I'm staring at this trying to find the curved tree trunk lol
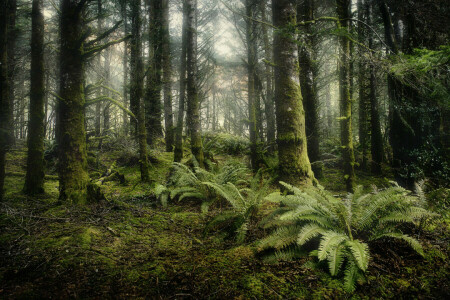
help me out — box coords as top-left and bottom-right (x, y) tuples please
(336, 0), (356, 192)
(24, 0), (45, 195)
(272, 0), (315, 186)
(58, 0), (89, 203)
(186, 0), (204, 168)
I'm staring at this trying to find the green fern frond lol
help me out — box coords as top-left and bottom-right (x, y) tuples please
(327, 243), (346, 276)
(258, 225), (304, 250)
(318, 231), (348, 261)
(296, 224), (325, 246)
(346, 239), (370, 271)
(373, 232), (424, 256)
(343, 259), (359, 292)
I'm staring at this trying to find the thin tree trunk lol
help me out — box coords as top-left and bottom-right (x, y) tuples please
(336, 0), (356, 192)
(0, 0), (11, 200)
(186, 0), (204, 167)
(58, 0), (89, 203)
(357, 0), (369, 170)
(162, 0), (174, 151)
(121, 1), (129, 135)
(246, 0), (261, 172)
(367, 2), (383, 174)
(298, 0), (320, 176)
(174, 0), (188, 162)
(260, 0), (275, 153)
(7, 0), (16, 146)
(24, 0), (45, 195)
(145, 0), (163, 144)
(131, 0), (150, 181)
(272, 0), (315, 186)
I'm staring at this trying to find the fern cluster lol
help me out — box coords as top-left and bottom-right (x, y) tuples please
(162, 161), (249, 212)
(204, 171), (271, 243)
(259, 182), (437, 292)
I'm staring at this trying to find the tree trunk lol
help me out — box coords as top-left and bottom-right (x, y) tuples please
(131, 0), (150, 181)
(162, 0), (174, 152)
(260, 0), (275, 154)
(367, 2), (383, 174)
(298, 0), (320, 174)
(336, 0), (356, 192)
(174, 0), (188, 162)
(272, 0), (315, 186)
(246, 0), (261, 172)
(0, 0), (10, 200)
(58, 0), (89, 203)
(357, 0), (369, 170)
(7, 0), (16, 146)
(186, 0), (204, 167)
(24, 0), (45, 195)
(121, 1), (129, 135)
(145, 0), (163, 144)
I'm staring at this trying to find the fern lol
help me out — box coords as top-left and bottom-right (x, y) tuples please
(258, 182), (437, 292)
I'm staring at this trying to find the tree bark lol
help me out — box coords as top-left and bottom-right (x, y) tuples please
(336, 0), (356, 192)
(24, 0), (45, 195)
(246, 0), (261, 172)
(298, 0), (320, 172)
(367, 2), (383, 174)
(174, 0), (188, 162)
(130, 0), (150, 181)
(0, 0), (11, 200)
(357, 0), (369, 170)
(121, 1), (129, 135)
(186, 0), (204, 167)
(145, 0), (163, 143)
(260, 0), (275, 154)
(7, 0), (16, 146)
(58, 0), (89, 203)
(162, 0), (174, 151)
(272, 0), (315, 186)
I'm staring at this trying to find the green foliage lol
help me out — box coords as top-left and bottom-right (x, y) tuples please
(258, 182), (438, 292)
(166, 161), (249, 212)
(204, 171), (271, 243)
(202, 132), (250, 156)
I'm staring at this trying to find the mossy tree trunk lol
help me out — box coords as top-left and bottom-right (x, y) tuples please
(145, 0), (163, 144)
(95, 0), (103, 137)
(272, 0), (315, 186)
(260, 1), (275, 154)
(367, 2), (383, 174)
(357, 0), (369, 170)
(186, 0), (204, 168)
(24, 0), (45, 195)
(7, 0), (16, 146)
(162, 0), (174, 152)
(298, 0), (321, 176)
(336, 0), (356, 192)
(121, 0), (129, 135)
(0, 0), (11, 200)
(57, 0), (89, 204)
(131, 0), (150, 181)
(174, 0), (188, 162)
(245, 0), (262, 172)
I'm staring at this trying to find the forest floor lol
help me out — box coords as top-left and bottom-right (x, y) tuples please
(0, 143), (449, 299)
